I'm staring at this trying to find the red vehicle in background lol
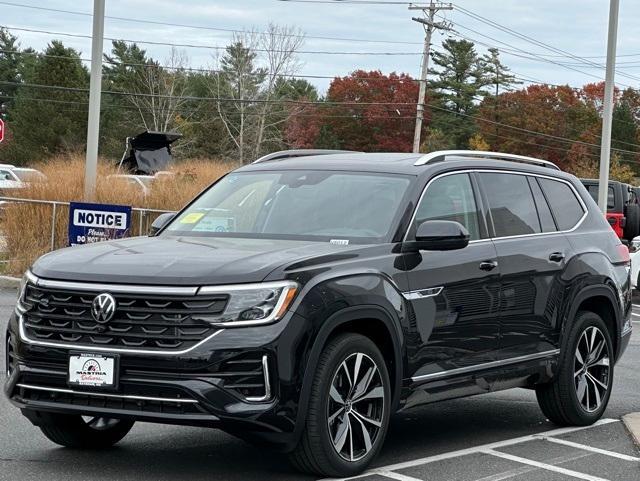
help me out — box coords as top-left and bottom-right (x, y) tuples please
(581, 179), (640, 241)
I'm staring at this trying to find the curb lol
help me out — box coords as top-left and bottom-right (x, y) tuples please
(622, 413), (640, 448)
(0, 275), (21, 288)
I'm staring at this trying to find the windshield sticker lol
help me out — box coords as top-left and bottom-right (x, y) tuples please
(179, 212), (205, 224)
(192, 216), (236, 233)
(330, 239), (349, 245)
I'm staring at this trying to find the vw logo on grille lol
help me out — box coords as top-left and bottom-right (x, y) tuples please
(91, 293), (117, 324)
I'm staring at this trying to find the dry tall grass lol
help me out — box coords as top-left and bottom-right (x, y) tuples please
(1, 154), (234, 274)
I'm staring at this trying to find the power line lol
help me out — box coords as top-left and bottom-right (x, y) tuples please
(451, 4), (640, 85)
(1, 25), (422, 56)
(0, 1), (422, 46)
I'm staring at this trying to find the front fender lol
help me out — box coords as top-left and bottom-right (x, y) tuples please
(285, 272), (407, 450)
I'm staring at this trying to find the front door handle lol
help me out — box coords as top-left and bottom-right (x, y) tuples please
(479, 260), (498, 271)
(549, 252), (565, 262)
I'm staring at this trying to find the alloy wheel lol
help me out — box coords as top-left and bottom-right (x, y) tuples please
(574, 326), (611, 413)
(326, 352), (385, 462)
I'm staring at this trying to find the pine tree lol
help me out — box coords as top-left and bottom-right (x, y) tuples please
(480, 48), (521, 147)
(0, 28), (21, 108)
(5, 41), (89, 163)
(429, 39), (487, 148)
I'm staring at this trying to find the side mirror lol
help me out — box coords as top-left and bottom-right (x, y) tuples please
(408, 220), (470, 251)
(148, 212), (175, 236)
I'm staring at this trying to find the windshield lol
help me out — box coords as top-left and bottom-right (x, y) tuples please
(13, 169), (45, 182)
(137, 176), (154, 188)
(164, 170), (412, 243)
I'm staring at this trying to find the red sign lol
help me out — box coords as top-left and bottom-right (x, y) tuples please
(0, 119), (4, 143)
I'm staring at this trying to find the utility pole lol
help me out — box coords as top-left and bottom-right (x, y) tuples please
(597, 0), (620, 213)
(410, 2), (452, 153)
(83, 0), (105, 201)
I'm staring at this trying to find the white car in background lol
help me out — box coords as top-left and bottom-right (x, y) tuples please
(0, 165), (24, 190)
(11, 167), (47, 185)
(107, 174), (154, 197)
(630, 236), (640, 289)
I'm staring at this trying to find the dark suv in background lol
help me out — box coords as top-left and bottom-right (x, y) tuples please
(5, 150), (632, 477)
(581, 179), (640, 241)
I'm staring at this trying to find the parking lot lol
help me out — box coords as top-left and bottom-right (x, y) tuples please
(1, 286), (638, 481)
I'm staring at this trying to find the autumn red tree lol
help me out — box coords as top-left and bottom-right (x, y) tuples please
(476, 84), (587, 169)
(285, 70), (421, 152)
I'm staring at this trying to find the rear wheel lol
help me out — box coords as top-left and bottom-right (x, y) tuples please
(536, 311), (614, 426)
(34, 412), (134, 448)
(289, 333), (391, 477)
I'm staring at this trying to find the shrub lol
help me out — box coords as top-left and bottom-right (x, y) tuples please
(1, 154), (234, 274)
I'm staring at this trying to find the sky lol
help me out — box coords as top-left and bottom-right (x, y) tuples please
(1, 0), (639, 94)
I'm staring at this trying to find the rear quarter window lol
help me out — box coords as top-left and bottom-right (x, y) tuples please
(539, 178), (585, 231)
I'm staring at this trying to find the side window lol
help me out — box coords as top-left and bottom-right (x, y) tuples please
(413, 173), (480, 240)
(539, 178), (585, 231)
(480, 173), (541, 237)
(528, 177), (556, 233)
(586, 184), (614, 209)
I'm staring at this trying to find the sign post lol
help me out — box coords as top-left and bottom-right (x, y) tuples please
(68, 202), (132, 246)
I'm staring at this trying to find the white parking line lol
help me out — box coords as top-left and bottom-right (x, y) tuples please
(481, 449), (612, 481)
(376, 472), (422, 481)
(323, 419), (618, 481)
(535, 435), (640, 462)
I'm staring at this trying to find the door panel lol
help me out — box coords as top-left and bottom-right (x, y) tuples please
(404, 172), (501, 381)
(405, 242), (501, 380)
(478, 172), (578, 359)
(491, 235), (572, 358)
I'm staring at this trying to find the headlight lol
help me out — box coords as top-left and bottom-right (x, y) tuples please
(630, 240), (640, 254)
(16, 270), (36, 313)
(197, 281), (299, 327)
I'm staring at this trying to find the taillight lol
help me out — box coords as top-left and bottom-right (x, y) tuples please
(616, 243), (631, 264)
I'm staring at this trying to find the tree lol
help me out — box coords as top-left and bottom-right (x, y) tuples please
(567, 150), (635, 184)
(481, 48), (519, 97)
(476, 84), (583, 168)
(428, 39), (487, 148)
(0, 28), (21, 107)
(211, 37), (266, 163)
(253, 24), (304, 158)
(4, 41), (89, 163)
(611, 101), (638, 162)
(301, 70), (419, 152)
(480, 48), (521, 145)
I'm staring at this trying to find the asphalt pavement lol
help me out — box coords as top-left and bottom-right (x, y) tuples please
(0, 286), (638, 481)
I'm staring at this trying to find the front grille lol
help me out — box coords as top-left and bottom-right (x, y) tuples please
(22, 284), (227, 351)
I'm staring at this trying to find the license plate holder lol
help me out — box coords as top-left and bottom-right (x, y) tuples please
(68, 352), (119, 390)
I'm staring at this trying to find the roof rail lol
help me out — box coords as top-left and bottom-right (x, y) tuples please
(252, 149), (361, 164)
(414, 150), (560, 170)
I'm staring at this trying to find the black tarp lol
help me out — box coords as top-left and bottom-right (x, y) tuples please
(118, 131), (182, 174)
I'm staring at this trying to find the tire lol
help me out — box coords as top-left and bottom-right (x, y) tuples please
(35, 412), (135, 448)
(624, 203), (640, 241)
(289, 333), (391, 478)
(536, 311), (614, 426)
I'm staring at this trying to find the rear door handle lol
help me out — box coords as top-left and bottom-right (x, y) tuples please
(549, 252), (565, 262)
(479, 260), (498, 271)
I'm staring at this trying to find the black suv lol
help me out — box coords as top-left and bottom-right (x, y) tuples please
(5, 150), (633, 477)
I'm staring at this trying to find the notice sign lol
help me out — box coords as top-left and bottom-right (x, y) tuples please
(68, 202), (132, 246)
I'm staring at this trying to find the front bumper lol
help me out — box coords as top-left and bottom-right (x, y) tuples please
(5, 311), (311, 447)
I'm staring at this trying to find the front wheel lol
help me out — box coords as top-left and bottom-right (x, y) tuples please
(32, 412), (135, 448)
(289, 333), (391, 477)
(536, 311), (614, 426)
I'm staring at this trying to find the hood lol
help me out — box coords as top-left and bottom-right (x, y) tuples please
(31, 235), (362, 285)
